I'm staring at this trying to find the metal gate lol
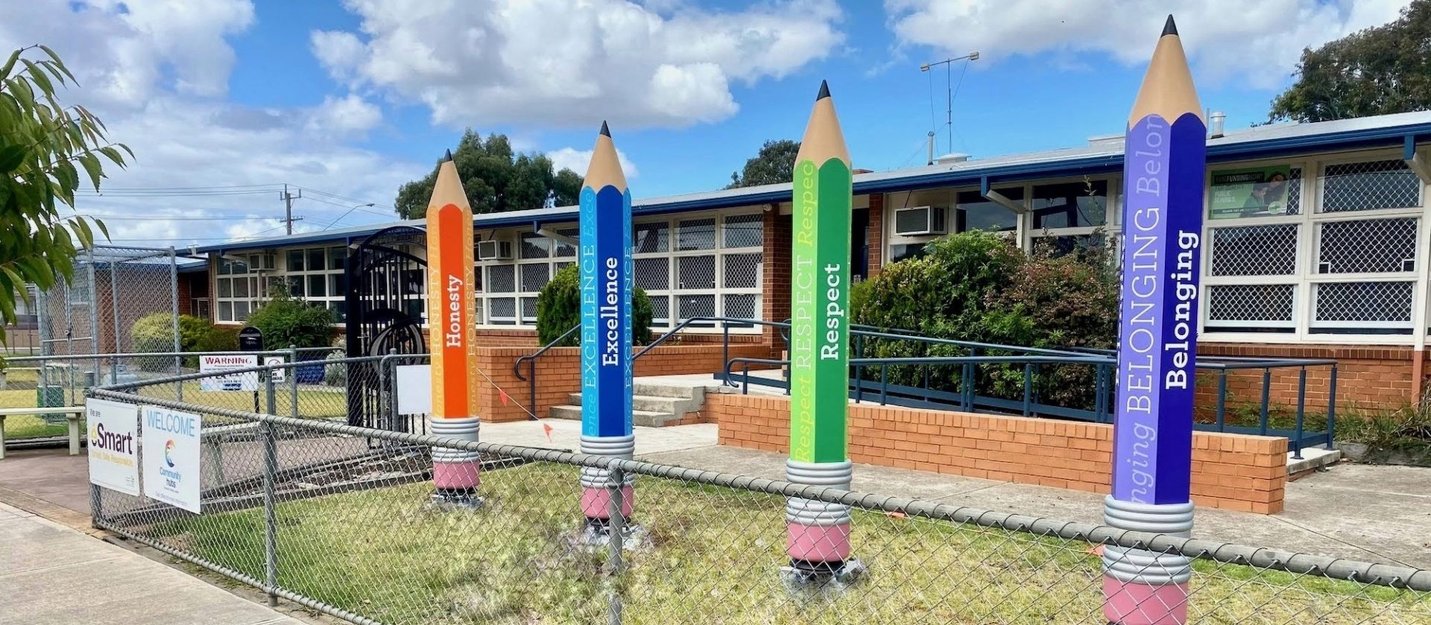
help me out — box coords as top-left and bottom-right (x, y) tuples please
(343, 226), (428, 430)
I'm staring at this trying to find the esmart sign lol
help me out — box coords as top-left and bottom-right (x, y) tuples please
(141, 405), (202, 513)
(86, 398), (140, 496)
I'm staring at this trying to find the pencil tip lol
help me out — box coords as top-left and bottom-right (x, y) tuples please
(1162, 14), (1178, 37)
(444, 149), (453, 161)
(816, 80), (830, 101)
(599, 121), (610, 137)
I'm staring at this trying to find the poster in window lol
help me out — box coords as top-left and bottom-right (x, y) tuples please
(1209, 165), (1293, 219)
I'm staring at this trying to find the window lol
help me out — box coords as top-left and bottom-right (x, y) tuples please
(284, 246), (348, 322)
(214, 253), (274, 323)
(1031, 181), (1107, 230)
(1320, 160), (1420, 213)
(474, 213), (765, 332)
(1029, 180), (1109, 255)
(955, 189), (1019, 233)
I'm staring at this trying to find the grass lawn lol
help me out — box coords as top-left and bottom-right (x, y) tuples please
(1, 368), (347, 440)
(147, 462), (1426, 625)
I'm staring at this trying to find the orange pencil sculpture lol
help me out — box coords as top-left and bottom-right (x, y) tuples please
(425, 150), (482, 507)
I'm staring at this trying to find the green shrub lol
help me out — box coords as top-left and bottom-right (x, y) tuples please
(245, 292), (336, 349)
(849, 230), (1118, 411)
(130, 313), (218, 371)
(194, 325), (239, 352)
(536, 264), (653, 347)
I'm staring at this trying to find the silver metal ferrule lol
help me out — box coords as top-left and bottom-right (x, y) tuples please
(429, 416), (480, 464)
(1101, 495), (1194, 585)
(580, 434), (635, 488)
(784, 459), (852, 526)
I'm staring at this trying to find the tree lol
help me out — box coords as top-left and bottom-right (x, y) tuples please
(0, 45), (128, 347)
(726, 139), (800, 189)
(394, 130), (583, 219)
(1269, 1), (1431, 123)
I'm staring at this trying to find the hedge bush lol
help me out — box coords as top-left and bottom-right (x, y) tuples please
(850, 230), (1118, 410)
(245, 292), (336, 349)
(536, 264), (654, 347)
(130, 313), (225, 371)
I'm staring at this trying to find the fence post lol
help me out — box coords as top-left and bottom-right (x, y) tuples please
(261, 418), (279, 607)
(108, 256), (120, 384)
(1215, 371), (1228, 432)
(1022, 364), (1032, 417)
(87, 246), (99, 402)
(169, 247), (181, 393)
(1259, 368), (1272, 437)
(607, 464), (624, 625)
(1326, 365), (1338, 450)
(288, 345), (299, 420)
(1293, 367), (1307, 460)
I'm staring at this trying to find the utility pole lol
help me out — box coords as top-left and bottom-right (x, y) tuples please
(279, 184), (303, 235)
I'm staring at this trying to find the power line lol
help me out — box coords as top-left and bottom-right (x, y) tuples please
(80, 214), (270, 222)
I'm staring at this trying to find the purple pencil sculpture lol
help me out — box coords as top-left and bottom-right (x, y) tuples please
(1102, 15), (1206, 625)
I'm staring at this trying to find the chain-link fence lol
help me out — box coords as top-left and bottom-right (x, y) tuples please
(85, 359), (1430, 625)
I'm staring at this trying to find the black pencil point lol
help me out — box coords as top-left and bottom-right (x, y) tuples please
(599, 121), (611, 137)
(1162, 14), (1178, 37)
(444, 149), (453, 161)
(816, 80), (830, 101)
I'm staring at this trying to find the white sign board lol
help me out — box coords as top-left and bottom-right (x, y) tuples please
(263, 356), (286, 384)
(395, 364), (432, 415)
(198, 354), (258, 391)
(86, 398), (140, 496)
(141, 405), (202, 514)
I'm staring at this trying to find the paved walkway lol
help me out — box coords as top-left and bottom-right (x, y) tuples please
(0, 502), (306, 625)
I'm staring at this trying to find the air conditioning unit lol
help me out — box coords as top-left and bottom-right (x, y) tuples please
(478, 238), (514, 261)
(893, 206), (947, 236)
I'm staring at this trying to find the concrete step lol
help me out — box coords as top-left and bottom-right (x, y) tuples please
(547, 404), (683, 428)
(632, 382), (703, 399)
(565, 393), (703, 416)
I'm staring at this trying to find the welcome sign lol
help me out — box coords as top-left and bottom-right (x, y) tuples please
(141, 405), (202, 513)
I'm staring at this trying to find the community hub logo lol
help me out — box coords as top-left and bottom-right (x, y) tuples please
(164, 439), (176, 468)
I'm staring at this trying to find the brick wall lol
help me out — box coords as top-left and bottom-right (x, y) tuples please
(1199, 342), (1425, 413)
(762, 209), (792, 350)
(474, 342), (778, 422)
(711, 394), (1288, 514)
(866, 193), (884, 279)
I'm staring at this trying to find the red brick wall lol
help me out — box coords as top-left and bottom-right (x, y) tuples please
(474, 343), (778, 423)
(1199, 342), (1424, 414)
(762, 209), (792, 350)
(712, 394), (1288, 514)
(866, 193), (884, 279)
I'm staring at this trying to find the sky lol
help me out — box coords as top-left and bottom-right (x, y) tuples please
(0, 0), (1411, 247)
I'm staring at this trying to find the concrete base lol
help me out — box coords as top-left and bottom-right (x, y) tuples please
(779, 557), (867, 591)
(571, 518), (648, 551)
(1102, 576), (1188, 625)
(426, 489), (484, 511)
(1287, 447), (1341, 476)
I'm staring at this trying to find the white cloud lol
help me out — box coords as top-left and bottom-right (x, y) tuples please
(307, 93), (384, 136)
(310, 0), (844, 129)
(0, 1), (422, 247)
(884, 0), (1410, 89)
(547, 146), (638, 178)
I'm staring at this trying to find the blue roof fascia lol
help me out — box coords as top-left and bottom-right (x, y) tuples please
(197, 120), (1431, 255)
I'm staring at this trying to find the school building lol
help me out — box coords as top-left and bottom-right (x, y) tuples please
(193, 110), (1431, 410)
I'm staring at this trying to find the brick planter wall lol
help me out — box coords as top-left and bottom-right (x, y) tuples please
(711, 394), (1288, 514)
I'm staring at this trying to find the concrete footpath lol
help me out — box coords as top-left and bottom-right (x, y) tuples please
(0, 502), (308, 625)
